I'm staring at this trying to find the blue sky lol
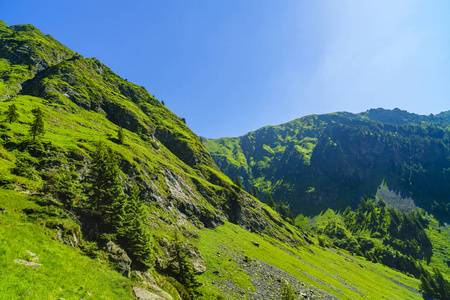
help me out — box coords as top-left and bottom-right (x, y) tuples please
(2, 1), (450, 138)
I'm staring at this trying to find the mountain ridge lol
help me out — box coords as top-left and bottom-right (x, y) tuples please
(1, 20), (449, 299)
(205, 108), (450, 218)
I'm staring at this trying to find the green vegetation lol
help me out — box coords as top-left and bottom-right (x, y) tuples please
(29, 107), (45, 140)
(1, 19), (448, 300)
(206, 108), (450, 221)
(0, 190), (135, 299)
(4, 103), (19, 123)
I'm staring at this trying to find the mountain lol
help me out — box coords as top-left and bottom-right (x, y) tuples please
(205, 108), (450, 219)
(1, 20), (448, 299)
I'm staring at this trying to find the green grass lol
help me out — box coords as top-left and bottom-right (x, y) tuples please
(0, 190), (135, 299)
(195, 222), (422, 300)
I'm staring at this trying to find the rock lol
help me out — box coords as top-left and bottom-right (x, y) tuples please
(106, 241), (132, 278)
(133, 287), (166, 300)
(147, 283), (173, 300)
(143, 272), (158, 284)
(252, 241), (260, 247)
(14, 259), (41, 268)
(183, 245), (206, 274)
(0, 208), (6, 214)
(26, 250), (39, 261)
(57, 229), (79, 247)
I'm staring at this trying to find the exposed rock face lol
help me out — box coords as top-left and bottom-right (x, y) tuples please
(106, 241), (132, 278)
(206, 109), (450, 216)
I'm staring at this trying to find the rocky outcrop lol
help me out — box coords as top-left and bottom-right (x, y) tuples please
(106, 241), (132, 278)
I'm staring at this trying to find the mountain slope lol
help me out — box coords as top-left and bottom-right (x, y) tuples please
(0, 20), (441, 299)
(205, 109), (450, 219)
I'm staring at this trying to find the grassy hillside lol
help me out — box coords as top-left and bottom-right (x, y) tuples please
(205, 109), (450, 220)
(1, 20), (447, 299)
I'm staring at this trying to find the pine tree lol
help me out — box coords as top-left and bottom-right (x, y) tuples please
(171, 230), (202, 299)
(267, 192), (276, 209)
(5, 103), (19, 123)
(88, 142), (127, 230)
(117, 127), (125, 145)
(29, 107), (45, 140)
(278, 202), (288, 219)
(43, 165), (83, 208)
(234, 176), (242, 189)
(253, 187), (258, 199)
(117, 182), (153, 266)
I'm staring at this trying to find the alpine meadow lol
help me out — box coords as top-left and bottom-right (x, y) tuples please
(0, 19), (449, 300)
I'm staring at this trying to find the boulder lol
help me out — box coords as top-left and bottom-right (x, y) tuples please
(133, 287), (165, 300)
(14, 259), (41, 268)
(26, 250), (39, 261)
(146, 284), (173, 300)
(106, 241), (132, 278)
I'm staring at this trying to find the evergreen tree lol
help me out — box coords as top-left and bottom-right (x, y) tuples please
(267, 192), (276, 209)
(117, 127), (125, 145)
(29, 107), (45, 140)
(43, 165), (83, 208)
(234, 176), (242, 189)
(5, 103), (19, 123)
(278, 202), (288, 219)
(253, 187), (258, 199)
(117, 182), (153, 266)
(171, 230), (202, 299)
(88, 142), (127, 230)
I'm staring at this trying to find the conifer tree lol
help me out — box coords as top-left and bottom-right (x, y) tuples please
(5, 103), (19, 123)
(117, 127), (125, 145)
(88, 142), (127, 230)
(43, 165), (83, 208)
(29, 107), (45, 140)
(118, 182), (153, 265)
(234, 176), (242, 189)
(171, 230), (202, 299)
(253, 187), (258, 199)
(267, 192), (276, 209)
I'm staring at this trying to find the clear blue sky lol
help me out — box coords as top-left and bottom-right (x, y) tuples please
(2, 1), (450, 138)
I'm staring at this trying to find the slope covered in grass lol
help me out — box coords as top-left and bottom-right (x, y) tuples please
(1, 19), (447, 300)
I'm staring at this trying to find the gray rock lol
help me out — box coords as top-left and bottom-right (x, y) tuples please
(57, 229), (80, 248)
(133, 287), (165, 300)
(146, 283), (173, 300)
(106, 241), (132, 278)
(252, 241), (260, 247)
(14, 259), (41, 268)
(0, 209), (6, 214)
(26, 250), (39, 261)
(135, 271), (158, 285)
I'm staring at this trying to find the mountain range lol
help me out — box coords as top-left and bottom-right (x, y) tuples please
(0, 20), (449, 299)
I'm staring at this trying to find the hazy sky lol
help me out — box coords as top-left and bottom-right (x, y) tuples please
(2, 1), (450, 138)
